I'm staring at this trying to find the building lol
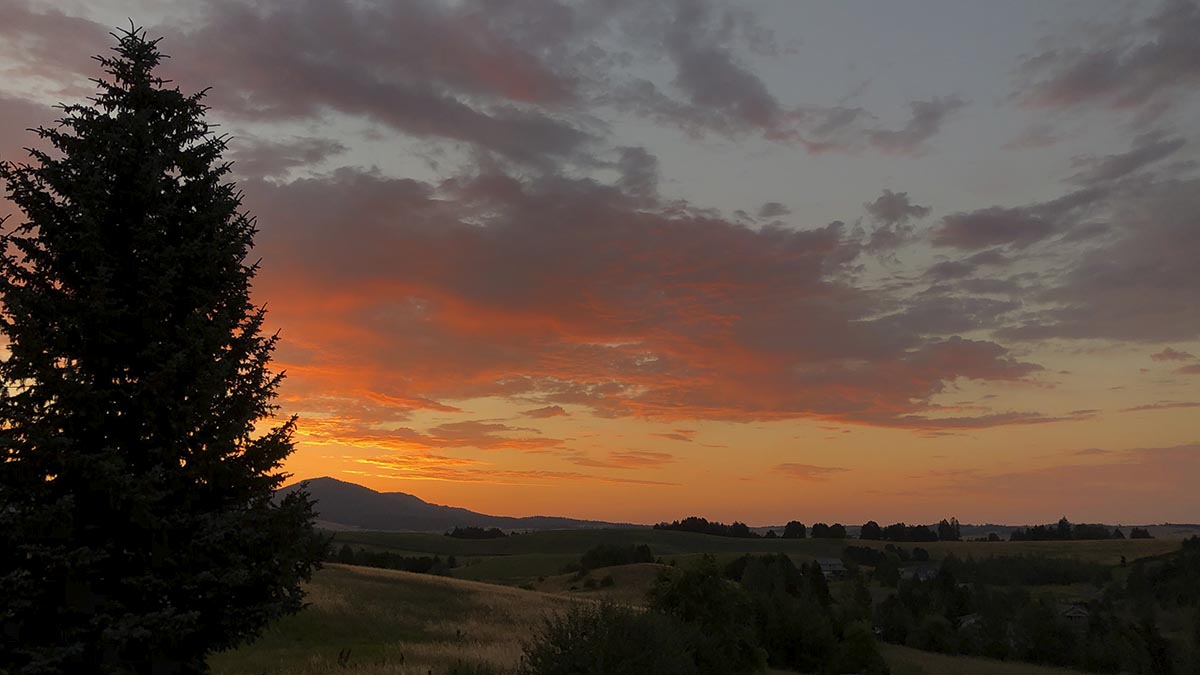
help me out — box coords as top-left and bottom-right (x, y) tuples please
(815, 557), (846, 579)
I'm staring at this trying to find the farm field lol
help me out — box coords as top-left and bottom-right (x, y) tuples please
(882, 644), (1089, 675)
(213, 532), (1187, 675)
(330, 527), (1183, 584)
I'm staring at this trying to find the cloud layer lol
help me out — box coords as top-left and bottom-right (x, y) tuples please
(0, 0), (1197, 515)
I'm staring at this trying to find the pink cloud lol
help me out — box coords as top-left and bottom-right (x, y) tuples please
(1151, 347), (1196, 361)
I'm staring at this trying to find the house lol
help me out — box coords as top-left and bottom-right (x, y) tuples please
(1060, 603), (1089, 631)
(815, 557), (846, 579)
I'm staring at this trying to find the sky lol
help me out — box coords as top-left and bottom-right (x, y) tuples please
(0, 0), (1197, 526)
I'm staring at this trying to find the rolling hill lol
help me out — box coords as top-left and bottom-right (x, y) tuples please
(278, 476), (642, 532)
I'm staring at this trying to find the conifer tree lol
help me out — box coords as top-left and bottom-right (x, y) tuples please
(0, 28), (325, 674)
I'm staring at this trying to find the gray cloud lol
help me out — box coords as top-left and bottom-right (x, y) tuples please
(933, 206), (1055, 250)
(932, 185), (1105, 251)
(229, 136), (347, 179)
(1068, 132), (1186, 186)
(864, 189), (930, 226)
(757, 201), (791, 219)
(998, 176), (1200, 342)
(1017, 0), (1200, 122)
(865, 96), (967, 155)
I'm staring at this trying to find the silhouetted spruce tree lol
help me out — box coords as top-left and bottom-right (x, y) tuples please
(0, 29), (324, 674)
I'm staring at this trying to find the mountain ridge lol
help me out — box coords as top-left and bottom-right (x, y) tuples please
(278, 476), (645, 532)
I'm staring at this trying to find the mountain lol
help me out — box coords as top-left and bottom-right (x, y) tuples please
(278, 476), (642, 532)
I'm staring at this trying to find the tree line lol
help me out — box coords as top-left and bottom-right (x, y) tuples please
(445, 526), (509, 539)
(330, 544), (458, 575)
(656, 515), (1151, 543)
(1009, 518), (1152, 541)
(522, 553), (889, 674)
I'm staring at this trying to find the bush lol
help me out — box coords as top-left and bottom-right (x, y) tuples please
(447, 526), (508, 539)
(832, 621), (890, 675)
(520, 603), (698, 675)
(649, 555), (766, 674)
(580, 543), (653, 571)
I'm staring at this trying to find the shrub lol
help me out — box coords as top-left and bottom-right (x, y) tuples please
(520, 603), (698, 675)
(649, 555), (766, 674)
(580, 543), (653, 571)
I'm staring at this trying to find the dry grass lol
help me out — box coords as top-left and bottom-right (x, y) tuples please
(527, 562), (671, 606)
(209, 564), (579, 675)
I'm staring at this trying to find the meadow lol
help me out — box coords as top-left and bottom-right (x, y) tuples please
(209, 529), (1191, 674)
(331, 527), (1182, 585)
(210, 563), (1098, 675)
(208, 564), (570, 675)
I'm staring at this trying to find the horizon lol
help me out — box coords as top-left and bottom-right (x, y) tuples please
(2, 0), (1198, 525)
(297, 475), (1196, 529)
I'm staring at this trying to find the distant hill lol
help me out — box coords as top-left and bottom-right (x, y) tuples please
(278, 476), (643, 532)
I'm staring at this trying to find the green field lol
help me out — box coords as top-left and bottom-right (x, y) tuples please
(331, 527), (1181, 584)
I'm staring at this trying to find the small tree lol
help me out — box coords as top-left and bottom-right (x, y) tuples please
(937, 517), (962, 541)
(0, 29), (324, 673)
(781, 520), (806, 539)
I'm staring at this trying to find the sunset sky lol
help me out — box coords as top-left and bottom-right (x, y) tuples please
(1, 0), (1197, 525)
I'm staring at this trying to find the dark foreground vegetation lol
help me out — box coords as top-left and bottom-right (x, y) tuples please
(523, 554), (888, 675)
(874, 537), (1200, 673)
(521, 537), (1200, 674)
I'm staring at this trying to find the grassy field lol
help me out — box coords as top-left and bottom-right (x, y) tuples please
(218, 533), (1189, 673)
(211, 562), (1105, 675)
(208, 564), (574, 675)
(882, 644), (1088, 675)
(331, 527), (1182, 584)
(525, 562), (671, 606)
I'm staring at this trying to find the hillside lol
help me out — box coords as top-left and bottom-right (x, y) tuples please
(210, 563), (1095, 675)
(279, 476), (641, 532)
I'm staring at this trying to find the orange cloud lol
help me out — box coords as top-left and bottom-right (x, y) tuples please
(774, 463), (849, 481)
(1150, 347), (1196, 361)
(355, 456), (679, 487)
(244, 168), (1051, 433)
(522, 405), (569, 418)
